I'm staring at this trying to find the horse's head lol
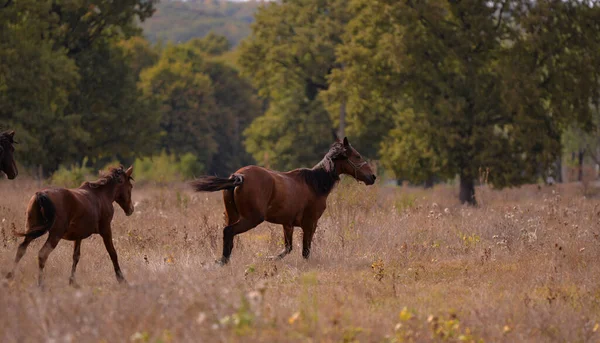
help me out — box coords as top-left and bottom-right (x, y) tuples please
(114, 166), (135, 216)
(0, 131), (18, 179)
(334, 137), (376, 185)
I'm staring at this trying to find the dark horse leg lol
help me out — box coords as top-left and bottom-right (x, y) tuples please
(5, 235), (35, 279)
(301, 223), (317, 259)
(101, 230), (126, 284)
(69, 240), (82, 287)
(38, 234), (61, 287)
(272, 224), (293, 260)
(220, 217), (264, 265)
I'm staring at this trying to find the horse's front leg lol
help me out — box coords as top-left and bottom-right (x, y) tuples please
(100, 227), (126, 284)
(69, 240), (82, 287)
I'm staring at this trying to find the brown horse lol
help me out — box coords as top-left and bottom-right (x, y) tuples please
(190, 137), (376, 264)
(6, 166), (134, 287)
(0, 130), (18, 179)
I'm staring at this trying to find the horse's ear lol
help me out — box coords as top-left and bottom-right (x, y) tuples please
(343, 137), (350, 147)
(8, 131), (15, 138)
(125, 166), (133, 178)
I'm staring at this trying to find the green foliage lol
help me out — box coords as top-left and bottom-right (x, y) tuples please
(139, 38), (261, 175)
(50, 158), (93, 188)
(133, 151), (204, 184)
(1, 0), (159, 175)
(188, 32), (231, 56)
(334, 0), (600, 204)
(141, 0), (259, 46)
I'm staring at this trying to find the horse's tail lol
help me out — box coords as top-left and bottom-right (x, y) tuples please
(190, 174), (244, 192)
(17, 192), (56, 239)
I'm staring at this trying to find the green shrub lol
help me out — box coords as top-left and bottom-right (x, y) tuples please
(133, 151), (204, 183)
(50, 157), (92, 188)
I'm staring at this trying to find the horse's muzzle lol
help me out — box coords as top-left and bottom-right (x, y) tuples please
(366, 174), (376, 185)
(126, 207), (134, 216)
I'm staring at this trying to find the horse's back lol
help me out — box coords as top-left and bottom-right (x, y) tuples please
(232, 165), (314, 224)
(27, 187), (101, 239)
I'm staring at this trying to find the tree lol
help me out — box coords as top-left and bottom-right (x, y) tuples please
(238, 0), (352, 171)
(139, 38), (262, 175)
(0, 0), (82, 173)
(336, 0), (600, 204)
(70, 36), (161, 168)
(139, 43), (219, 171)
(1, 0), (159, 174)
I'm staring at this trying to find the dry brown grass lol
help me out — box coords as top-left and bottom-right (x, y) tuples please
(1, 178), (600, 342)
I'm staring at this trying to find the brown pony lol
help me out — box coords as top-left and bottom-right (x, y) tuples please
(190, 137), (376, 264)
(0, 130), (18, 179)
(6, 166), (134, 287)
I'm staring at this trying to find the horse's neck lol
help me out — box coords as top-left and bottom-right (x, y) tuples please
(84, 182), (117, 203)
(305, 164), (339, 197)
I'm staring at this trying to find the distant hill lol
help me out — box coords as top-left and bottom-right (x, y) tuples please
(142, 0), (263, 46)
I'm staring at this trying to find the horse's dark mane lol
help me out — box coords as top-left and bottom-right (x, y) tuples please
(85, 166), (127, 189)
(298, 142), (346, 196)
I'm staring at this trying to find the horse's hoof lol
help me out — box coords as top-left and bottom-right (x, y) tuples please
(5, 272), (13, 280)
(69, 280), (80, 289)
(215, 259), (228, 266)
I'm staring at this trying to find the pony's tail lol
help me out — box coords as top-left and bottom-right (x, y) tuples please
(17, 192), (56, 239)
(190, 174), (244, 192)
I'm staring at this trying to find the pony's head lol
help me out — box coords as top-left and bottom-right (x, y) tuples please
(91, 166), (134, 216)
(114, 166), (135, 216)
(326, 136), (376, 185)
(0, 131), (18, 179)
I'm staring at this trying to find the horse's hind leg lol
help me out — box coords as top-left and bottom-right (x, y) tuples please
(5, 236), (34, 279)
(271, 224), (293, 260)
(223, 189), (239, 225)
(69, 240), (82, 287)
(38, 234), (60, 287)
(221, 217), (264, 265)
(101, 230), (126, 284)
(301, 223), (317, 259)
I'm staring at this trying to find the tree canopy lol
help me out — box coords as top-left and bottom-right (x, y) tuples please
(2, 0), (262, 177)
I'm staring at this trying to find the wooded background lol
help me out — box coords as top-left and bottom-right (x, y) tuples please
(2, 0), (600, 203)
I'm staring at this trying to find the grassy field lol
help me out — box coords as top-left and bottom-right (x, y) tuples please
(1, 178), (600, 342)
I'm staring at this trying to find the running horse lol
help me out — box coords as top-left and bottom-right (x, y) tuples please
(6, 166), (134, 287)
(0, 130), (18, 179)
(190, 137), (376, 264)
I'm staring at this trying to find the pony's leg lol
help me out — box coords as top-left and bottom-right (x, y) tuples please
(221, 217), (264, 265)
(69, 240), (82, 287)
(301, 223), (317, 259)
(6, 236), (34, 279)
(38, 234), (61, 287)
(100, 231), (126, 284)
(273, 224), (294, 259)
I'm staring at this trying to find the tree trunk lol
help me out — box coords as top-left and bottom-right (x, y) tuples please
(555, 157), (563, 183)
(459, 175), (476, 206)
(578, 149), (585, 182)
(338, 99), (346, 139)
(424, 175), (434, 189)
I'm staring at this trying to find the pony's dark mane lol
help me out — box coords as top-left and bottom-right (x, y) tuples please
(84, 166), (128, 189)
(298, 142), (346, 196)
(0, 131), (14, 147)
